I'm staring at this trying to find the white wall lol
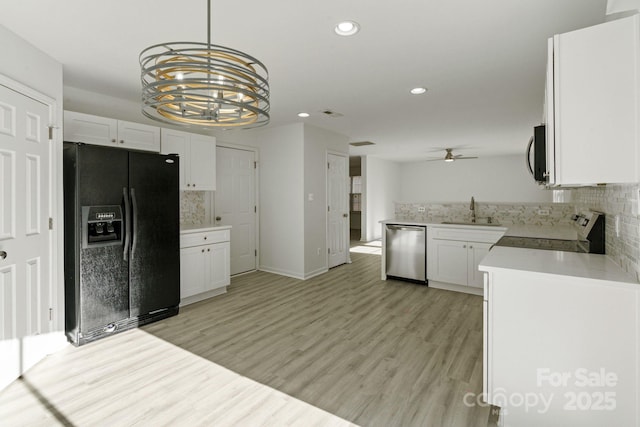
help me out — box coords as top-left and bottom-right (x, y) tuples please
(399, 155), (552, 203)
(248, 124), (306, 278)
(363, 156), (401, 241)
(303, 124), (349, 277)
(1, 26), (63, 107)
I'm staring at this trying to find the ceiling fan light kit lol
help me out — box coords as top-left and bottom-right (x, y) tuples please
(140, 0), (270, 129)
(428, 148), (478, 162)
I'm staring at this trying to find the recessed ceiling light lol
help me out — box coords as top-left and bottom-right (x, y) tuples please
(410, 87), (427, 95)
(298, 112), (310, 118)
(335, 21), (360, 36)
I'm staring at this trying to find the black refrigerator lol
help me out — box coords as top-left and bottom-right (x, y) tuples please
(63, 143), (180, 346)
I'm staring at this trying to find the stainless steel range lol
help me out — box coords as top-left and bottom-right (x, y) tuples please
(494, 211), (605, 254)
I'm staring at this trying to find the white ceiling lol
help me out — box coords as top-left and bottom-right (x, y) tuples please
(0, 0), (607, 161)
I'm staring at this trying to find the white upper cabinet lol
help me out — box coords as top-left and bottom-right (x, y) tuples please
(64, 111), (160, 152)
(546, 15), (640, 186)
(160, 128), (216, 191)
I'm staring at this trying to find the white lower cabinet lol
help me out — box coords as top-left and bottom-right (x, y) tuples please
(480, 250), (640, 426)
(180, 227), (231, 306)
(427, 226), (504, 291)
(467, 242), (491, 288)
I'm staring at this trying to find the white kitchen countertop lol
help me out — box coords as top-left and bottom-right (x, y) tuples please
(380, 219), (507, 232)
(180, 224), (232, 234)
(380, 219), (576, 239)
(480, 246), (638, 286)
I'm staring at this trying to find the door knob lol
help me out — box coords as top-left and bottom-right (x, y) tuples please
(0, 251), (6, 260)
(343, 213), (348, 218)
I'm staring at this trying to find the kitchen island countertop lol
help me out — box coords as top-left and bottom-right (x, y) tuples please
(480, 246), (638, 286)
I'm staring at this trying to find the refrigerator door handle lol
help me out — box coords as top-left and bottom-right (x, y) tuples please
(123, 187), (131, 262)
(131, 187), (138, 260)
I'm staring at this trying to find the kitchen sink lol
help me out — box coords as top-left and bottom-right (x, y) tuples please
(440, 221), (503, 226)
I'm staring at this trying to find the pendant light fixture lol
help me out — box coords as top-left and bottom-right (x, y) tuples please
(140, 0), (270, 129)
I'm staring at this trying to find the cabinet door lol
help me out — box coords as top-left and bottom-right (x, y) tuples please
(117, 120), (160, 152)
(553, 15), (639, 185)
(63, 111), (117, 147)
(180, 245), (207, 299)
(467, 242), (492, 288)
(189, 134), (216, 191)
(160, 128), (188, 190)
(208, 242), (230, 290)
(430, 239), (468, 286)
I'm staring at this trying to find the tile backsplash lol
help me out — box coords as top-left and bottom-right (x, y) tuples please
(396, 186), (640, 281)
(394, 202), (575, 226)
(573, 184), (640, 280)
(180, 191), (206, 225)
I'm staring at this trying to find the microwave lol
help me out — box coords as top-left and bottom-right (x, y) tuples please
(526, 124), (547, 183)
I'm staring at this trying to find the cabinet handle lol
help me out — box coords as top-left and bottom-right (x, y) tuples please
(463, 245), (467, 248)
(204, 236), (207, 240)
(193, 184), (196, 187)
(111, 138), (116, 143)
(0, 250), (7, 260)
(187, 183), (191, 187)
(207, 248), (210, 252)
(215, 216), (221, 221)
(201, 249), (205, 253)
(469, 245), (473, 249)
(120, 140), (124, 144)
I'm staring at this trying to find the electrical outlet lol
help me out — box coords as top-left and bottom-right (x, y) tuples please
(418, 207), (425, 213)
(538, 209), (550, 216)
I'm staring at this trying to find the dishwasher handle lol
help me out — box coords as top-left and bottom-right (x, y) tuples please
(386, 224), (425, 232)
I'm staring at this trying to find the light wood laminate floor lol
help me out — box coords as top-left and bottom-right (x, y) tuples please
(0, 242), (496, 426)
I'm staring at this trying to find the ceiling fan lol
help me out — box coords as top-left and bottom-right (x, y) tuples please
(427, 148), (478, 162)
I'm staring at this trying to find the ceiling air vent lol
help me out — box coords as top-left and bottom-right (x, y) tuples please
(349, 141), (376, 147)
(322, 110), (344, 118)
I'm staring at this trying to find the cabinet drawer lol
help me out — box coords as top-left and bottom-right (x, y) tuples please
(180, 229), (230, 248)
(430, 227), (504, 244)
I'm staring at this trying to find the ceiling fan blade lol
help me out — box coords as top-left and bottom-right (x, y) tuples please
(424, 148), (479, 162)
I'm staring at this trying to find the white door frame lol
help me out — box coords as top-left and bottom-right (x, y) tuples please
(0, 73), (64, 388)
(326, 150), (350, 266)
(208, 141), (260, 273)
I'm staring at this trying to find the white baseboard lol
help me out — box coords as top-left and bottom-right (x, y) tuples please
(258, 266), (305, 280)
(180, 287), (227, 307)
(429, 280), (483, 296)
(304, 267), (328, 279)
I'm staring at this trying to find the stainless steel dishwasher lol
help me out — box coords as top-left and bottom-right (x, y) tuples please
(385, 224), (427, 282)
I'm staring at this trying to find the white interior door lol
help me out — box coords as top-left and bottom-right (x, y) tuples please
(0, 84), (51, 390)
(215, 146), (256, 275)
(327, 153), (348, 268)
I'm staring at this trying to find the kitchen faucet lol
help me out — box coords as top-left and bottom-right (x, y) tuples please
(470, 196), (476, 223)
